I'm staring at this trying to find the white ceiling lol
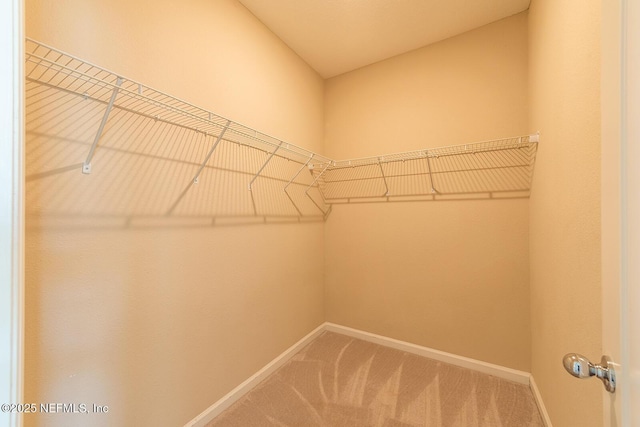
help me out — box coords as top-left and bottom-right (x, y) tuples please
(238, 0), (531, 78)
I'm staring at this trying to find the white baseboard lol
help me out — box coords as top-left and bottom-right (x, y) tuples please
(184, 323), (326, 427)
(325, 323), (531, 385)
(529, 375), (553, 427)
(186, 322), (542, 426)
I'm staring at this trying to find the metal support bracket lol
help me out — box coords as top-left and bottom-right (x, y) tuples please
(284, 154), (314, 216)
(82, 77), (123, 174)
(193, 121), (230, 184)
(304, 162), (332, 215)
(425, 151), (437, 194)
(378, 158), (389, 196)
(250, 142), (283, 215)
(249, 142), (283, 191)
(165, 122), (230, 215)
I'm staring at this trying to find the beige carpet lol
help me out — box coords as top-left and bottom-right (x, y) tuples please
(208, 331), (544, 427)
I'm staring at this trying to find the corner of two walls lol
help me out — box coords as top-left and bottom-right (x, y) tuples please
(322, 12), (532, 372)
(25, 0), (324, 426)
(25, 0), (601, 425)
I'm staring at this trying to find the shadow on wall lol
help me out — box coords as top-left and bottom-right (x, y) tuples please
(25, 82), (329, 231)
(25, 94), (535, 231)
(25, 38), (538, 232)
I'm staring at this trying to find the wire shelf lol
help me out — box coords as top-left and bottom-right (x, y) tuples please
(312, 135), (539, 202)
(25, 38), (332, 223)
(25, 38), (539, 225)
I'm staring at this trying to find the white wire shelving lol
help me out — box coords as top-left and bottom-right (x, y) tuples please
(24, 38), (539, 224)
(25, 38), (332, 222)
(311, 135), (539, 202)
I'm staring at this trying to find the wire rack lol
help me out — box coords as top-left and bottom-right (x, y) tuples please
(25, 38), (539, 225)
(25, 38), (332, 222)
(311, 136), (539, 202)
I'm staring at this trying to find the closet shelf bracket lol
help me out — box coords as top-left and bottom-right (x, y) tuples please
(284, 154), (315, 216)
(425, 150), (437, 194)
(165, 121), (231, 215)
(250, 142), (284, 215)
(82, 77), (123, 174)
(378, 158), (390, 196)
(305, 162), (332, 215)
(249, 142), (283, 191)
(193, 121), (231, 185)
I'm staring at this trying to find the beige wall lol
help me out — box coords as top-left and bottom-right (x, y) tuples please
(24, 1), (606, 425)
(324, 14), (532, 371)
(528, 0), (603, 425)
(25, 0), (324, 426)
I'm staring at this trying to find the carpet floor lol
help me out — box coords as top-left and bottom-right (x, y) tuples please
(207, 331), (544, 427)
